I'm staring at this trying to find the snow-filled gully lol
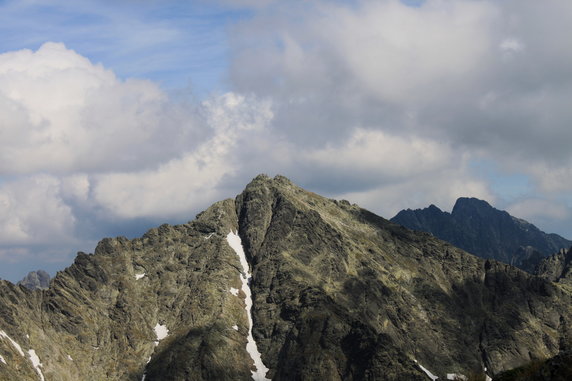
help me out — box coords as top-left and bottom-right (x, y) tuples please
(0, 330), (45, 381)
(227, 231), (271, 381)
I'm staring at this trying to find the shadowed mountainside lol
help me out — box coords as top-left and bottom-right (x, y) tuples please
(391, 198), (571, 273)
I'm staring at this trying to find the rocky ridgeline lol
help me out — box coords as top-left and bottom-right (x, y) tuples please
(0, 175), (571, 380)
(391, 198), (572, 273)
(536, 247), (572, 285)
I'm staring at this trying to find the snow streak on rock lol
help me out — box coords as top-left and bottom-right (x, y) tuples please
(415, 359), (438, 381)
(0, 355), (6, 364)
(28, 349), (45, 381)
(227, 231), (271, 381)
(135, 273), (146, 280)
(0, 330), (25, 356)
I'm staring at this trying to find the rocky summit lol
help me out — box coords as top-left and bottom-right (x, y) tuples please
(391, 198), (572, 273)
(1, 175), (571, 380)
(17, 270), (51, 290)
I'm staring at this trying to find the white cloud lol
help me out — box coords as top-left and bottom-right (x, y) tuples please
(315, 0), (497, 103)
(0, 44), (274, 276)
(339, 169), (494, 220)
(499, 37), (525, 53)
(92, 93), (273, 219)
(304, 128), (452, 179)
(528, 164), (572, 193)
(0, 175), (76, 246)
(227, 0), (572, 229)
(507, 198), (570, 222)
(0, 42), (201, 175)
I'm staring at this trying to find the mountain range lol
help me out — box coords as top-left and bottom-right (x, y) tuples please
(0, 176), (571, 380)
(391, 198), (572, 273)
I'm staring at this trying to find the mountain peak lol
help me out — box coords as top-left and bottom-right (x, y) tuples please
(391, 197), (571, 272)
(451, 197), (495, 215)
(1, 180), (572, 380)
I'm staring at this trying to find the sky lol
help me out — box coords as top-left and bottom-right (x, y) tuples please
(0, 0), (572, 282)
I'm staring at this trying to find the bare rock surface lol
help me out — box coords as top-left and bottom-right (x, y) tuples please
(0, 175), (571, 380)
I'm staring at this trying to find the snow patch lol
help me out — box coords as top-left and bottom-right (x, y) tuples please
(227, 231), (271, 381)
(0, 355), (6, 365)
(141, 356), (152, 380)
(204, 233), (215, 239)
(154, 323), (169, 346)
(484, 366), (492, 381)
(0, 330), (25, 356)
(232, 325), (239, 331)
(67, 354), (73, 361)
(415, 359), (438, 381)
(447, 374), (467, 380)
(230, 287), (239, 296)
(135, 273), (146, 280)
(28, 349), (45, 381)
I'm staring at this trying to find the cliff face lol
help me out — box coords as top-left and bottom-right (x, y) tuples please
(1, 176), (571, 380)
(391, 198), (572, 273)
(536, 247), (572, 285)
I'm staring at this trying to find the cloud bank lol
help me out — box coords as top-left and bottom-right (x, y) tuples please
(228, 0), (572, 225)
(0, 43), (273, 278)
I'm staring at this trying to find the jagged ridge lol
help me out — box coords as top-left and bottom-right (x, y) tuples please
(391, 197), (572, 273)
(0, 175), (571, 380)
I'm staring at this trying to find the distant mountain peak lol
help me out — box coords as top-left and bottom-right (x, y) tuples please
(17, 270), (50, 290)
(391, 197), (571, 272)
(452, 197), (494, 213)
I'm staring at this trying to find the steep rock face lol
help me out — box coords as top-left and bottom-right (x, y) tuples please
(391, 198), (572, 272)
(237, 176), (572, 379)
(494, 350), (572, 381)
(18, 270), (51, 290)
(0, 199), (256, 381)
(0, 175), (571, 380)
(536, 248), (572, 285)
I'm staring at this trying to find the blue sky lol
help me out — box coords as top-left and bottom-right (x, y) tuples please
(1, 0), (572, 282)
(0, 0), (241, 93)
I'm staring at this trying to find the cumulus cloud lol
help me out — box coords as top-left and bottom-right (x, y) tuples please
(227, 0), (572, 221)
(0, 43), (274, 279)
(506, 197), (572, 238)
(92, 93), (273, 219)
(0, 176), (76, 245)
(508, 198), (570, 222)
(0, 42), (206, 174)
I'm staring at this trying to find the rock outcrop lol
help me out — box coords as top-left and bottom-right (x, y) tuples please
(536, 247), (572, 285)
(494, 350), (572, 381)
(1, 176), (571, 380)
(391, 198), (572, 273)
